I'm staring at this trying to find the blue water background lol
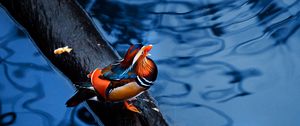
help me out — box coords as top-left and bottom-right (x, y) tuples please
(1, 0), (300, 125)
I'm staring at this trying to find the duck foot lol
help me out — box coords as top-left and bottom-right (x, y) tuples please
(124, 101), (141, 113)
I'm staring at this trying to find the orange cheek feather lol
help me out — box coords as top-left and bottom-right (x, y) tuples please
(90, 68), (111, 98)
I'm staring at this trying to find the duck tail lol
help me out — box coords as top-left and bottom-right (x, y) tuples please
(66, 85), (96, 107)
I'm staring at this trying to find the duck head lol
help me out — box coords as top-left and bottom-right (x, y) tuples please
(121, 44), (152, 67)
(120, 44), (153, 76)
(132, 44), (152, 65)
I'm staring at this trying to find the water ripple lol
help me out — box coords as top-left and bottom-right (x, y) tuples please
(1, 0), (300, 125)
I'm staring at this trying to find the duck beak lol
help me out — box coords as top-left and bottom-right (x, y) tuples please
(144, 45), (152, 56)
(144, 44), (152, 52)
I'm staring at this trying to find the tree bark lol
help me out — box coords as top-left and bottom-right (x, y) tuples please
(0, 0), (167, 125)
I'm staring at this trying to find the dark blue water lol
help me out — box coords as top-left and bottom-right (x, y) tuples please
(1, 0), (300, 125)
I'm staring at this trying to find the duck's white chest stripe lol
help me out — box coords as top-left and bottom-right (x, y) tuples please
(142, 77), (153, 83)
(136, 76), (153, 88)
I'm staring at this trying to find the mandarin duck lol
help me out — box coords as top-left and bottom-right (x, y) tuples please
(66, 44), (157, 113)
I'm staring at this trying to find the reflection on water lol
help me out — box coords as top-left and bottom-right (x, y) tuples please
(1, 0), (300, 125)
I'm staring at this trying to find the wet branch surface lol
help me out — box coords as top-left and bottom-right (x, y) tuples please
(0, 0), (167, 125)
